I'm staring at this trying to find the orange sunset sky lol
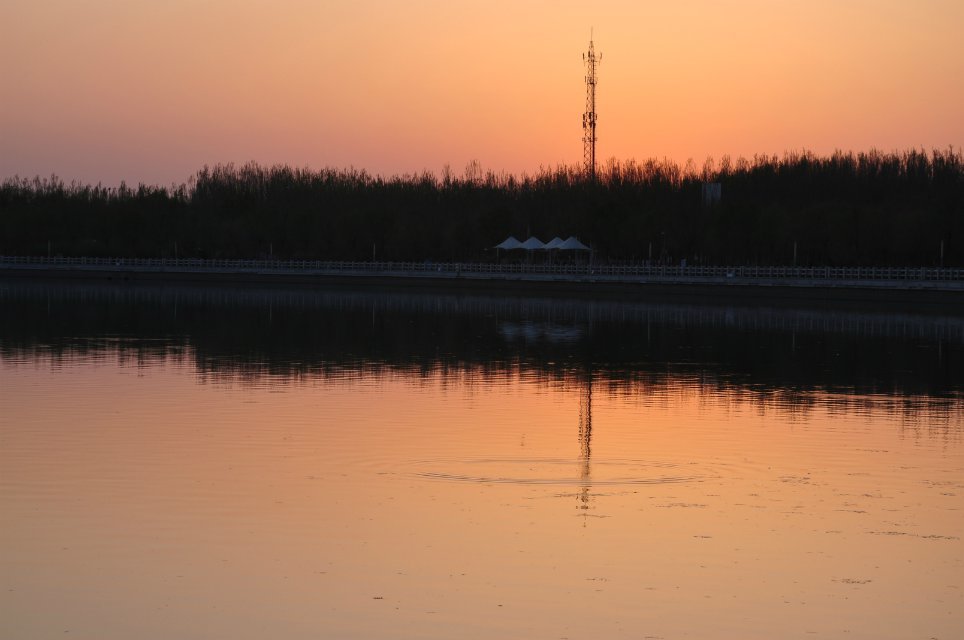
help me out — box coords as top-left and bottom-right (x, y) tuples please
(2, 0), (962, 187)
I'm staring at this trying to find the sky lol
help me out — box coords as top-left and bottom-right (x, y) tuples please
(2, 0), (962, 187)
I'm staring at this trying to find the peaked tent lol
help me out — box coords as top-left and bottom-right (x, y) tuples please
(520, 236), (547, 250)
(494, 236), (524, 250)
(544, 237), (564, 249)
(558, 236), (590, 251)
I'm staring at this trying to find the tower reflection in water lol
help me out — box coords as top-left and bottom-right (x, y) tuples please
(578, 370), (593, 521)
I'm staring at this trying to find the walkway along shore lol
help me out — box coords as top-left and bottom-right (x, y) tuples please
(2, 256), (964, 304)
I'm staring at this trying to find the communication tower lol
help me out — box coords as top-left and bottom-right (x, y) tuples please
(582, 33), (601, 179)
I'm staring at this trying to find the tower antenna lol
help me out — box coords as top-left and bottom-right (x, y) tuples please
(582, 31), (601, 180)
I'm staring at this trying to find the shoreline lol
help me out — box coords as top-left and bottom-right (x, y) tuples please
(3, 259), (964, 307)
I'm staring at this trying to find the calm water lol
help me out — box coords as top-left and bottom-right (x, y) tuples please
(1, 282), (962, 639)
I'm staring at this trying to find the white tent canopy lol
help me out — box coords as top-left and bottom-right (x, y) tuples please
(493, 236), (524, 250)
(494, 235), (589, 251)
(557, 236), (590, 251)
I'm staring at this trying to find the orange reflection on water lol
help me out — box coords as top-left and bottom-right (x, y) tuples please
(1, 357), (962, 639)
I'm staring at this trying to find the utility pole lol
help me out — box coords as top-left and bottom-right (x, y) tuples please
(582, 32), (601, 180)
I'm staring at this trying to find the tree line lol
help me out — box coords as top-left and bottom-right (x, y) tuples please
(1, 148), (961, 265)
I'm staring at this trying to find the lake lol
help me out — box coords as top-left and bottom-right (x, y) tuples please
(1, 281), (962, 639)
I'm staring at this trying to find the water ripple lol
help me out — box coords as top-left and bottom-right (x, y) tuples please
(404, 457), (714, 486)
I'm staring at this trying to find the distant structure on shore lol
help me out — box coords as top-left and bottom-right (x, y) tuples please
(582, 33), (601, 180)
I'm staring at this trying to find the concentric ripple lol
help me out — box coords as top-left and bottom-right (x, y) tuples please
(404, 457), (714, 486)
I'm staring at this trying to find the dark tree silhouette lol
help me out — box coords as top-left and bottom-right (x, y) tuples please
(1, 149), (961, 265)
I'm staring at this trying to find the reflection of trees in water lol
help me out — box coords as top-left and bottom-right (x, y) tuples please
(2, 281), (963, 412)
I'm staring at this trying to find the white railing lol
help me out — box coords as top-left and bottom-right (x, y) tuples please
(1, 255), (962, 282)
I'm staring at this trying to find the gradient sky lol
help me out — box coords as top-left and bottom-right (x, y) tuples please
(2, 0), (962, 186)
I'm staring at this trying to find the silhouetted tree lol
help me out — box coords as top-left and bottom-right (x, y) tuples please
(1, 149), (962, 265)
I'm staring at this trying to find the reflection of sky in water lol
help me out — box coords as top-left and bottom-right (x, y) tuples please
(2, 281), (963, 639)
(2, 348), (961, 640)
